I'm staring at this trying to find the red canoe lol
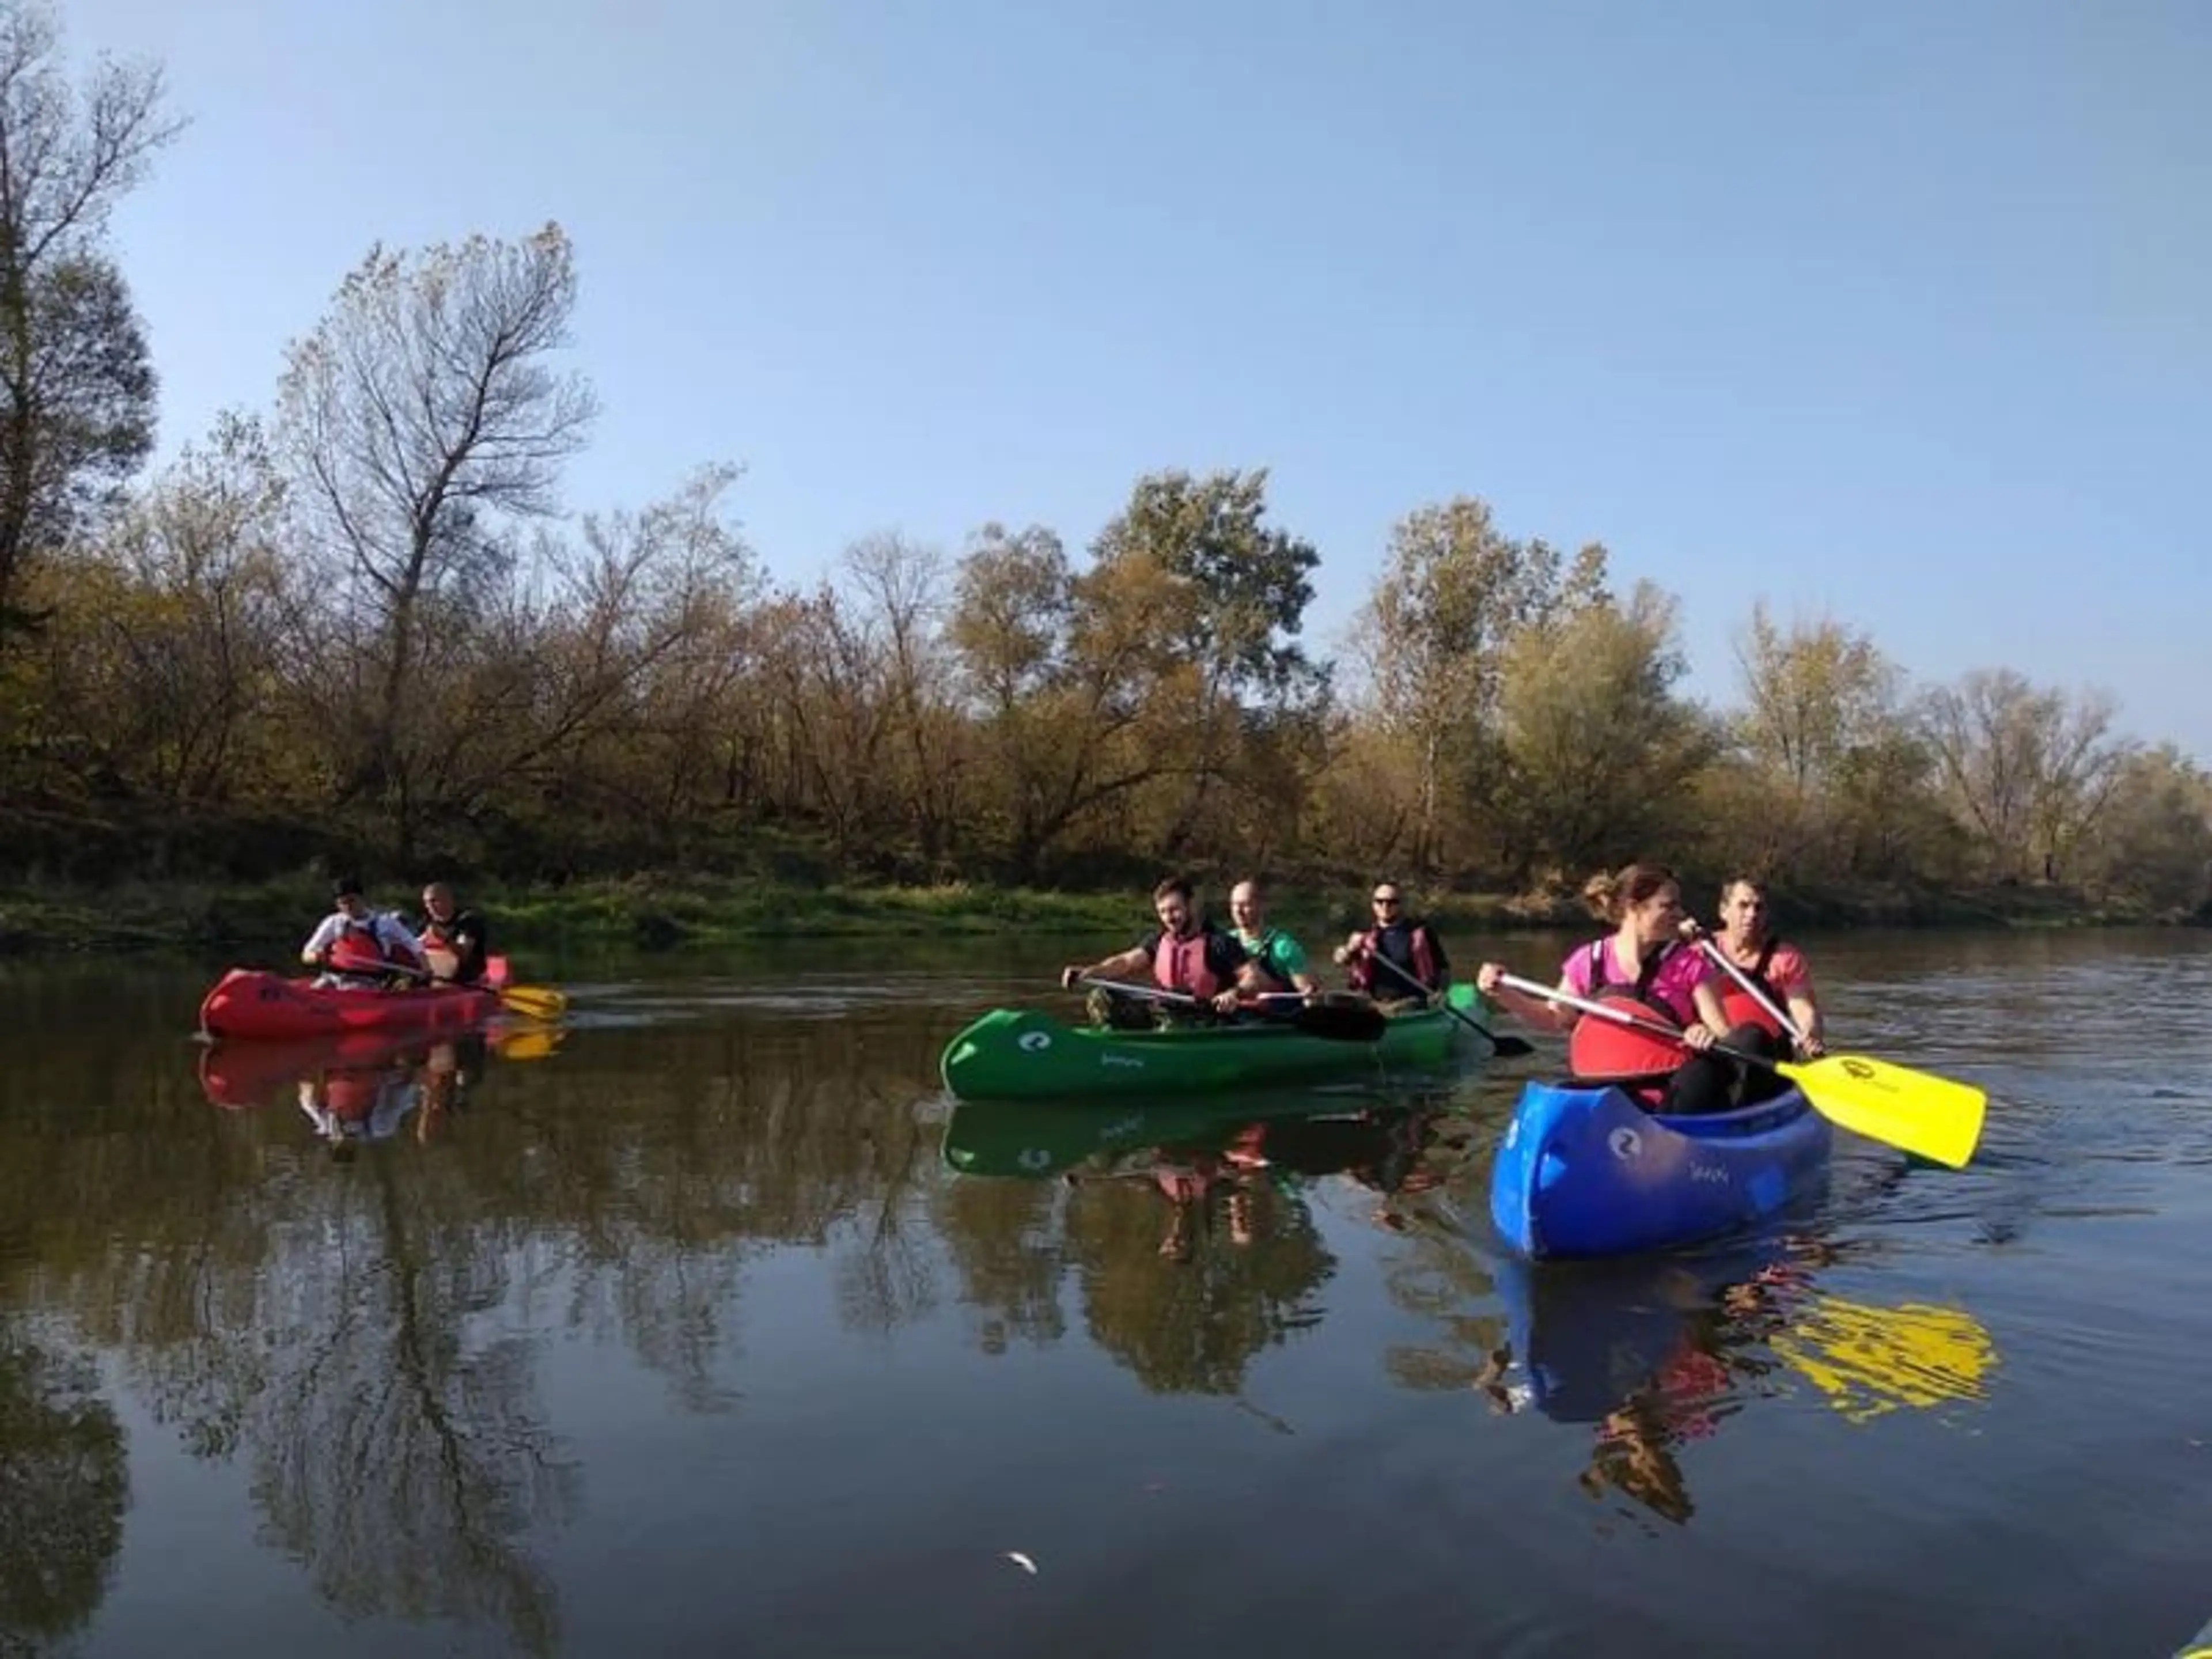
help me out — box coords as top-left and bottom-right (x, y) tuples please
(197, 955), (514, 1041)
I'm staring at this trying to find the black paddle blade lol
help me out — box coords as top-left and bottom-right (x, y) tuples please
(1294, 1002), (1388, 1042)
(1488, 1032), (1536, 1057)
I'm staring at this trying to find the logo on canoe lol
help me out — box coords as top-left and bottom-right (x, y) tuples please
(1018, 1148), (1052, 1171)
(1100, 1055), (1145, 1069)
(1017, 1032), (1052, 1053)
(1608, 1127), (1642, 1161)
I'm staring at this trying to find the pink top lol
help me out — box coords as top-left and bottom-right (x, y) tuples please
(1561, 937), (1715, 1028)
(1716, 938), (1811, 999)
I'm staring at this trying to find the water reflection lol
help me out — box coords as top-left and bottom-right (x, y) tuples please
(5, 939), (2198, 1656)
(0, 1003), (960, 1653)
(0, 1330), (126, 1656)
(1487, 1239), (1998, 1527)
(942, 1091), (1482, 1393)
(198, 1027), (564, 1152)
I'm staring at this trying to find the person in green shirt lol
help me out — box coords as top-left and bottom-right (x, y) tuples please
(1229, 877), (1318, 998)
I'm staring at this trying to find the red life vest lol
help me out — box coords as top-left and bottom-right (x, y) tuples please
(1567, 938), (1690, 1086)
(1153, 927), (1224, 999)
(1714, 938), (1790, 1037)
(1349, 923), (1438, 994)
(327, 917), (407, 975)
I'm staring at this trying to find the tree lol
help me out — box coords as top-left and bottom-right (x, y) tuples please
(1733, 604), (1897, 800)
(1353, 496), (1609, 870)
(844, 532), (960, 868)
(1920, 670), (2135, 881)
(0, 0), (181, 647)
(1493, 582), (1714, 877)
(60, 412), (294, 819)
(279, 224), (597, 859)
(2081, 744), (2212, 914)
(1086, 468), (1323, 855)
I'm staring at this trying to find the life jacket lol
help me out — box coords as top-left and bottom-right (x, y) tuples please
(1714, 937), (1790, 1037)
(1567, 938), (1691, 1085)
(327, 916), (408, 976)
(419, 911), (486, 983)
(1349, 922), (1437, 994)
(1153, 926), (1225, 999)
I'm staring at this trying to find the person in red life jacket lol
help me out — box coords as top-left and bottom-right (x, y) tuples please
(1474, 862), (1772, 1114)
(1058, 876), (1266, 1029)
(299, 876), (429, 989)
(1690, 876), (1826, 1058)
(1332, 882), (1450, 1009)
(415, 881), (491, 985)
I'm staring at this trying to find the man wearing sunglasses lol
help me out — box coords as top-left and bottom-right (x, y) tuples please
(1334, 884), (1451, 1008)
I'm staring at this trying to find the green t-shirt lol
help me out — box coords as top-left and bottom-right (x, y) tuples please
(1236, 926), (1309, 987)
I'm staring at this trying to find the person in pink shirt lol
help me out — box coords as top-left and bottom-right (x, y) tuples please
(1476, 863), (1772, 1113)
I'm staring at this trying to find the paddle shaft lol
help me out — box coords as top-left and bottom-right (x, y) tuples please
(1361, 946), (1534, 1056)
(1078, 976), (1207, 1008)
(1491, 971), (1776, 1073)
(328, 952), (563, 1020)
(1693, 934), (1807, 1046)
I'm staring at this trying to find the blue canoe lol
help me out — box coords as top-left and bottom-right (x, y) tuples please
(1490, 1080), (1832, 1260)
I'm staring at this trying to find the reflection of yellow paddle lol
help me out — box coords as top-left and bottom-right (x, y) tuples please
(493, 1027), (565, 1061)
(1494, 972), (1988, 1169)
(1772, 1295), (1997, 1424)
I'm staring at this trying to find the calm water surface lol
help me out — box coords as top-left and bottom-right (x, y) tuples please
(3, 929), (2211, 1657)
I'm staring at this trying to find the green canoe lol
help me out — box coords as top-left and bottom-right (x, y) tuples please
(937, 983), (1487, 1103)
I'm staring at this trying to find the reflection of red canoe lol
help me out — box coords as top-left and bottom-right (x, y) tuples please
(198, 1029), (435, 1109)
(196, 955), (513, 1040)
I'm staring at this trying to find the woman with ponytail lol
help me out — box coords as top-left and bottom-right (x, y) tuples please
(1476, 863), (1775, 1115)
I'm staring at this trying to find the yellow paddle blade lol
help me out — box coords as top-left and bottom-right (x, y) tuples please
(1772, 1295), (1997, 1425)
(1776, 1052), (1986, 1169)
(498, 984), (568, 1022)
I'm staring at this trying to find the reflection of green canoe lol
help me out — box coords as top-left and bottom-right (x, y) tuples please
(938, 983), (1485, 1103)
(944, 1093), (1387, 1179)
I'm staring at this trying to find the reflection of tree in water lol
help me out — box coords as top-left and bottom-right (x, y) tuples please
(933, 1178), (1067, 1355)
(0, 1331), (127, 1658)
(1340, 1109), (1505, 1392)
(1065, 1174), (1335, 1395)
(1378, 1222), (1508, 1393)
(0, 1003), (959, 1649)
(243, 1160), (577, 1654)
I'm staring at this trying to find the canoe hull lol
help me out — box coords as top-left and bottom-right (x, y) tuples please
(198, 968), (505, 1041)
(938, 983), (1487, 1102)
(1490, 1080), (1831, 1260)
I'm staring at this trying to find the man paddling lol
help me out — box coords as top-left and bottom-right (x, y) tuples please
(1334, 882), (1451, 1010)
(1229, 876), (1318, 998)
(300, 876), (428, 989)
(415, 881), (491, 985)
(1690, 877), (1826, 1059)
(1059, 876), (1268, 1028)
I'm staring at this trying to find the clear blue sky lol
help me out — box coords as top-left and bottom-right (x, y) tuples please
(61, 0), (2212, 757)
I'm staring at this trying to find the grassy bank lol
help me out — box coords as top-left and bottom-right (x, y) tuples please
(0, 870), (2191, 958)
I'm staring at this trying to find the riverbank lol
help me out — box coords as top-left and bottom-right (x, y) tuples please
(0, 871), (2191, 957)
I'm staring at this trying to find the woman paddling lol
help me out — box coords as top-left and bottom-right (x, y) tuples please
(1475, 863), (1778, 1115)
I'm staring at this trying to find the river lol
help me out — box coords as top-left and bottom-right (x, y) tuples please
(2, 927), (2208, 1657)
